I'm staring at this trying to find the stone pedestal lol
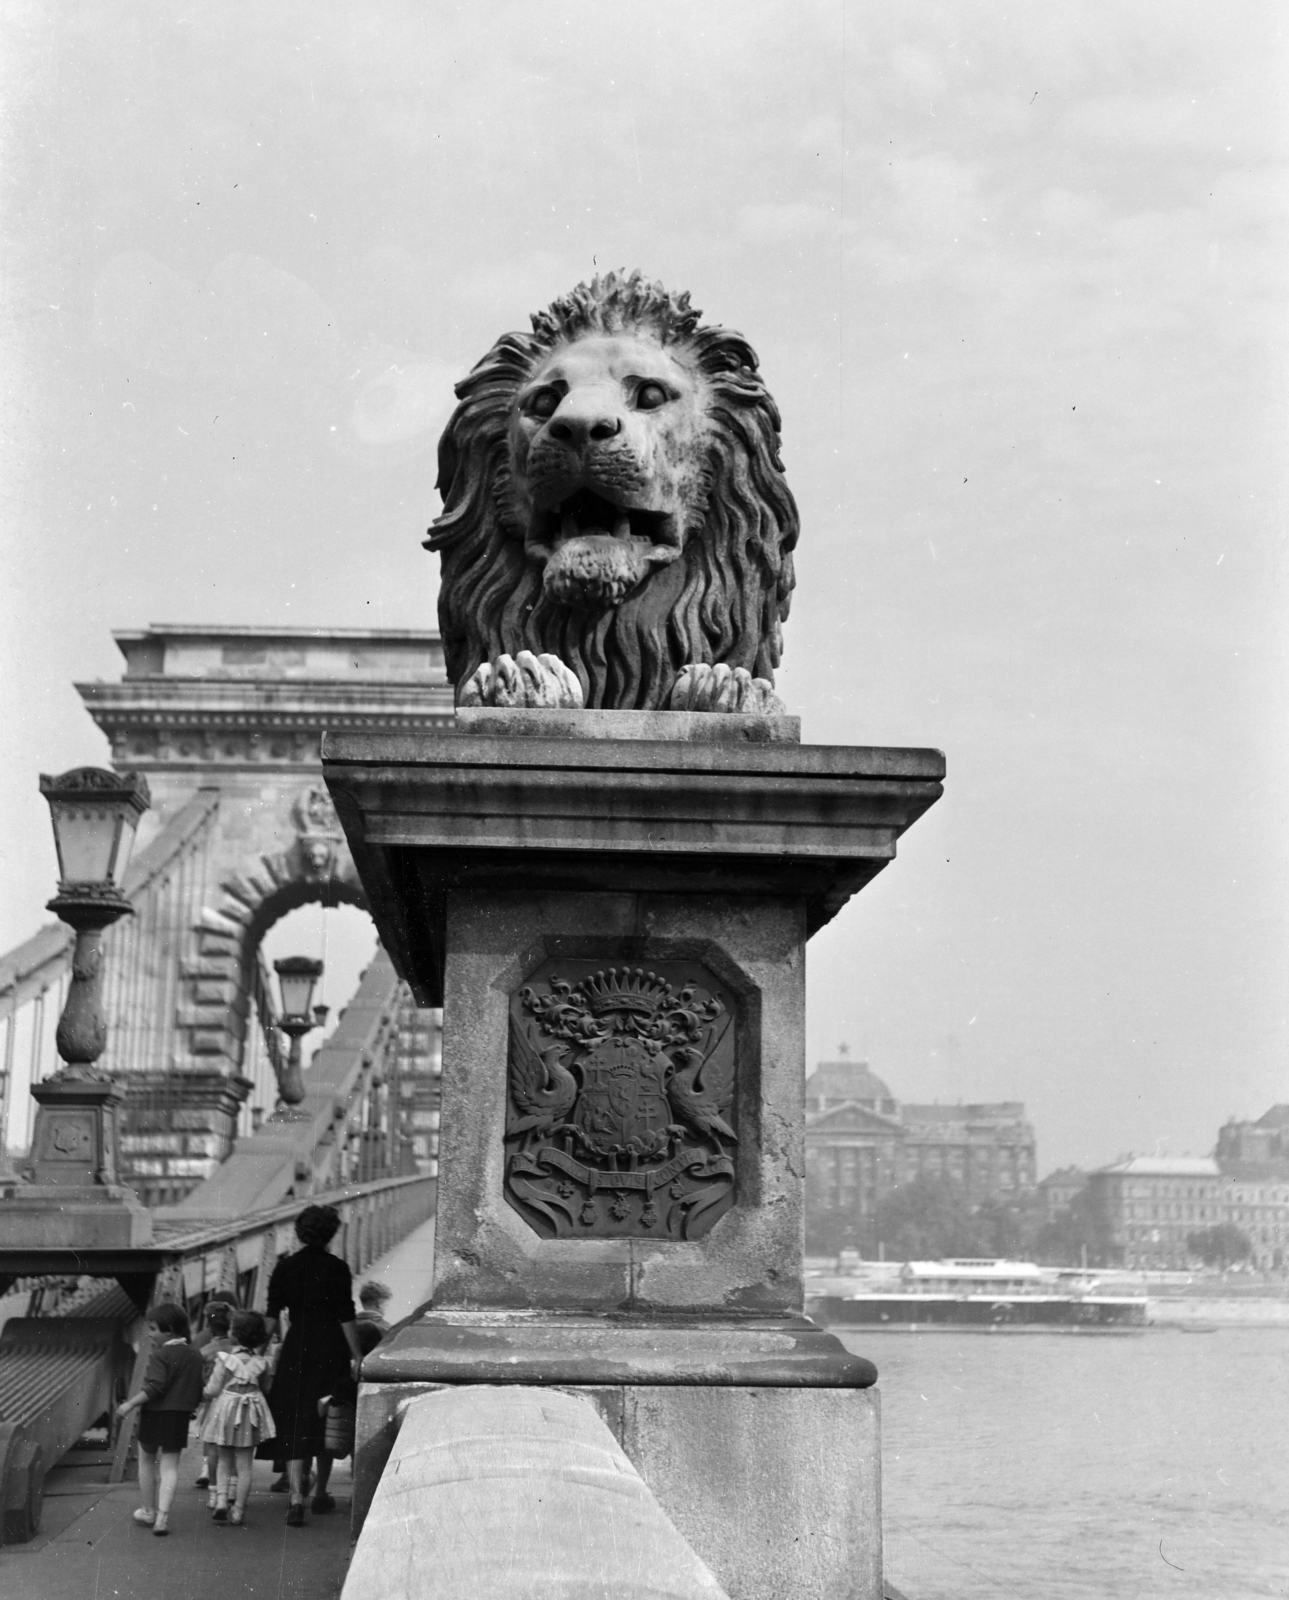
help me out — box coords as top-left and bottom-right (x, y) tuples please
(324, 709), (941, 1599)
(0, 1077), (152, 1248)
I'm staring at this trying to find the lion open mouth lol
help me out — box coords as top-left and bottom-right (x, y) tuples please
(531, 487), (682, 553)
(530, 488), (683, 610)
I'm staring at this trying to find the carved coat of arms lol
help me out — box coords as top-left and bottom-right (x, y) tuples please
(504, 961), (737, 1240)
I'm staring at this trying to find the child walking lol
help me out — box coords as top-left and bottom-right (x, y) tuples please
(194, 1301), (236, 1502)
(201, 1309), (276, 1526)
(114, 1302), (205, 1536)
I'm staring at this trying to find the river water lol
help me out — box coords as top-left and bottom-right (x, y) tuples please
(835, 1327), (1288, 1600)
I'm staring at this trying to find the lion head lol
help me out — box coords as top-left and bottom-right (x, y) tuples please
(426, 270), (799, 711)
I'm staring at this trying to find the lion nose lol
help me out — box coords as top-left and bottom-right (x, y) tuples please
(547, 401), (623, 447)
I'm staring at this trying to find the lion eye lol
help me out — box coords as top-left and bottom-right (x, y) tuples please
(634, 381), (670, 411)
(526, 388), (561, 419)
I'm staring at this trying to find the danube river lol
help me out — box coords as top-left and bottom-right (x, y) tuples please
(836, 1327), (1289, 1599)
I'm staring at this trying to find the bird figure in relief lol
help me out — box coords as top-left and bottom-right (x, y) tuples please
(666, 1044), (737, 1150)
(507, 1015), (579, 1138)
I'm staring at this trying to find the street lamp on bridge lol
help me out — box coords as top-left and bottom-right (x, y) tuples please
(40, 767), (150, 1077)
(272, 955), (324, 1114)
(0, 767), (154, 1247)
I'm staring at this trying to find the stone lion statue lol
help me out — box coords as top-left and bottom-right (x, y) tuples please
(426, 270), (799, 713)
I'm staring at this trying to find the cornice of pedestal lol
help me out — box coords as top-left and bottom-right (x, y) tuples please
(323, 720), (945, 1006)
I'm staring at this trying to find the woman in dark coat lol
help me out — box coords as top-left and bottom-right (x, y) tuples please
(264, 1204), (362, 1526)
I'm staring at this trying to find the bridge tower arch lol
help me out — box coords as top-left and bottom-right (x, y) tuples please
(59, 624), (455, 1204)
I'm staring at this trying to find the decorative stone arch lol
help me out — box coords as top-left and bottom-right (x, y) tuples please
(179, 783), (370, 1086)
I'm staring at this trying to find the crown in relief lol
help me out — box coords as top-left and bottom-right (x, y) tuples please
(580, 968), (673, 1018)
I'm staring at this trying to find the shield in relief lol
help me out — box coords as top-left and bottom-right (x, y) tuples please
(504, 957), (739, 1241)
(571, 1034), (672, 1158)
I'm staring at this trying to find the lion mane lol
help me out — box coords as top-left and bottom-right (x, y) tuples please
(426, 271), (800, 711)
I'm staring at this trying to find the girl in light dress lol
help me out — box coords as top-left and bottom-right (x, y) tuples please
(200, 1309), (276, 1525)
(193, 1300), (237, 1505)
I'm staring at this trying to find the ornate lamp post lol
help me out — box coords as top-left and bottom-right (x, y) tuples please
(40, 768), (151, 1077)
(271, 956), (324, 1115)
(0, 767), (154, 1247)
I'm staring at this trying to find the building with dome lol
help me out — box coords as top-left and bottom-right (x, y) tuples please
(804, 1058), (1037, 1253)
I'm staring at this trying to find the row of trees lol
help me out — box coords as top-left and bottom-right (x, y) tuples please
(806, 1176), (1058, 1261)
(806, 1177), (1255, 1268)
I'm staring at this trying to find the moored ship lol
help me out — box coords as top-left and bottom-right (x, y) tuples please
(807, 1258), (1148, 1331)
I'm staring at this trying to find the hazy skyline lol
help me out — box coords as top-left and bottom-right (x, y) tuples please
(2, 3), (1285, 1172)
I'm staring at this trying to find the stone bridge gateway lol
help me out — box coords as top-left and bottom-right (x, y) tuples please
(2, 624), (453, 1206)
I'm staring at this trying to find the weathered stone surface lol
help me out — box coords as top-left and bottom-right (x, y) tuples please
(362, 1311), (876, 1389)
(432, 890), (805, 1314)
(455, 705), (801, 744)
(620, 1385), (881, 1600)
(351, 1378), (880, 1599)
(343, 1386), (729, 1600)
(324, 728), (943, 1009)
(427, 271), (799, 715)
(0, 1186), (153, 1248)
(330, 711), (937, 1598)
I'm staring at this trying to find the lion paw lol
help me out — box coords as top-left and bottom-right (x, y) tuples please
(459, 651), (585, 710)
(669, 664), (786, 715)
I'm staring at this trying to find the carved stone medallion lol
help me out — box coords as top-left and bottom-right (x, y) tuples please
(504, 958), (737, 1240)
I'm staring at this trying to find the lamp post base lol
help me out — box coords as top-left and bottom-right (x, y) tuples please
(0, 1183), (153, 1248)
(0, 1075), (153, 1247)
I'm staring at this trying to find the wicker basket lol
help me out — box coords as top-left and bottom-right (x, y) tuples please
(323, 1402), (356, 1459)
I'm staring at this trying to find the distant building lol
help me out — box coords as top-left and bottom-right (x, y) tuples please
(389, 997), (441, 1172)
(1086, 1153), (1289, 1270)
(899, 1102), (1036, 1196)
(1037, 1165), (1088, 1220)
(804, 1059), (1036, 1252)
(1086, 1157), (1221, 1269)
(1216, 1105), (1289, 1177)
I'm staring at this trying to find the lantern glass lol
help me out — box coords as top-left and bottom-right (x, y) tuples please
(47, 802), (123, 884)
(40, 768), (150, 890)
(276, 957), (323, 1019)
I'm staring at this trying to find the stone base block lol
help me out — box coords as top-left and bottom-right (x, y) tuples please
(0, 1185), (153, 1248)
(355, 1378), (880, 1600)
(624, 1384), (880, 1600)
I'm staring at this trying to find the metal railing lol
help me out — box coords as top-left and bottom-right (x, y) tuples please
(0, 1170), (436, 1535)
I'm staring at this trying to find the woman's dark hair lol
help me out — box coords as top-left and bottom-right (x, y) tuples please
(205, 1302), (232, 1335)
(295, 1204), (342, 1247)
(150, 1302), (191, 1340)
(205, 1291), (239, 1314)
(232, 1309), (267, 1349)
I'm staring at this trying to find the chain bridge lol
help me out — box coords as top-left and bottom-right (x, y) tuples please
(0, 625), (453, 1542)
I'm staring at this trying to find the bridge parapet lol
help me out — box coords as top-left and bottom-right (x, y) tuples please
(344, 1386), (729, 1600)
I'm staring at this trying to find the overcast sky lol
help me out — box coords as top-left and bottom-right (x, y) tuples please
(2, 2), (1285, 1173)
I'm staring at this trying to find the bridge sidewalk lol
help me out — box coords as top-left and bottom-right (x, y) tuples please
(353, 1212), (436, 1324)
(0, 1215), (438, 1599)
(0, 1449), (357, 1600)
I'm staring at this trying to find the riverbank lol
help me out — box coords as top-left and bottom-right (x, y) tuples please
(1148, 1295), (1289, 1326)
